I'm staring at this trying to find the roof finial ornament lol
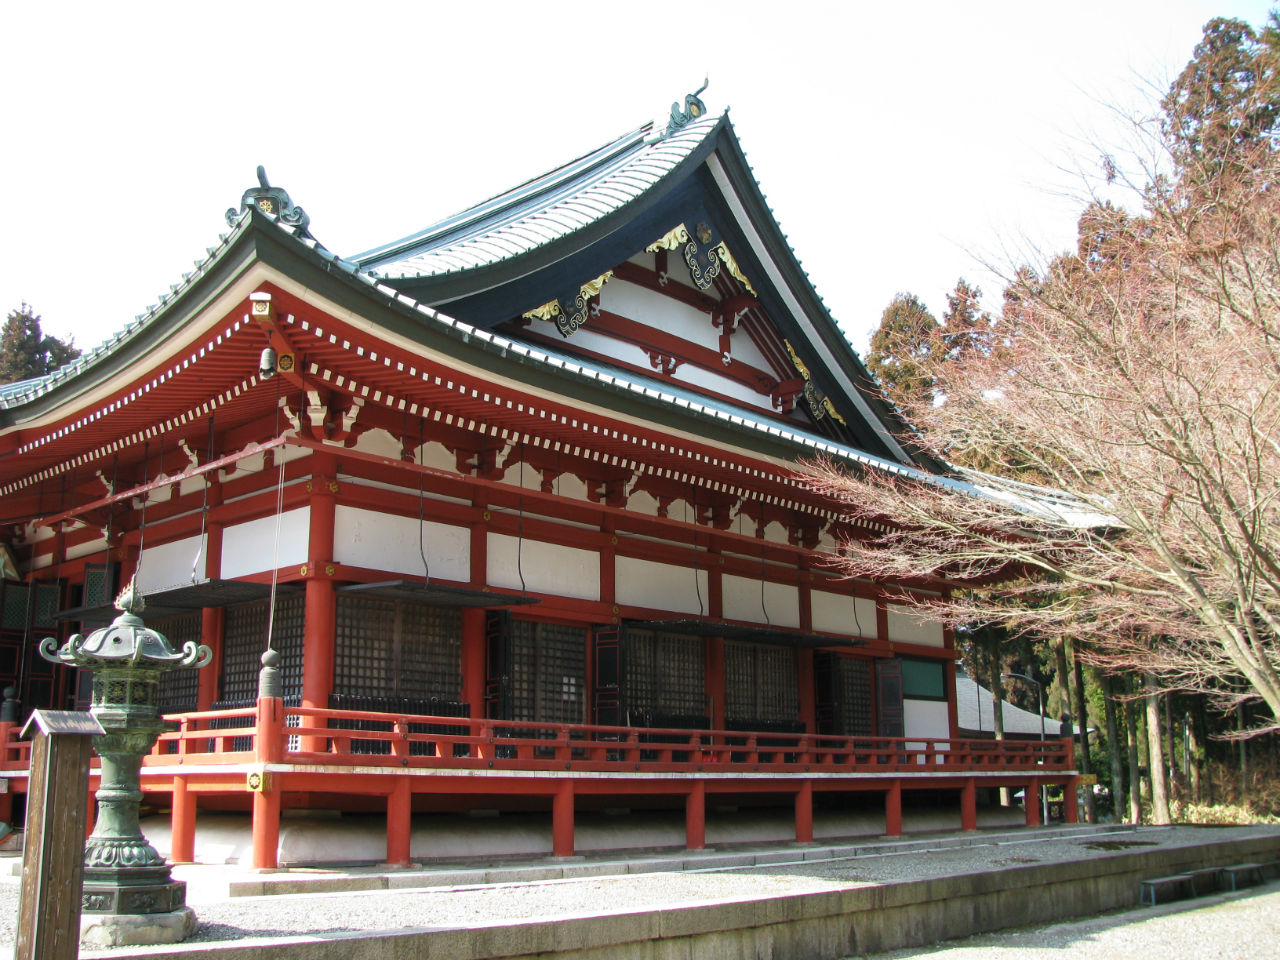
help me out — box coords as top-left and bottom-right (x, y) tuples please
(115, 575), (144, 616)
(225, 165), (312, 236)
(666, 78), (710, 136)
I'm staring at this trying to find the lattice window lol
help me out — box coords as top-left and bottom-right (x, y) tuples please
(508, 620), (585, 725)
(1, 583), (28, 631)
(833, 657), (874, 737)
(624, 628), (705, 723)
(221, 595), (304, 703)
(155, 612), (202, 713)
(724, 641), (798, 725)
(33, 583), (61, 628)
(333, 595), (461, 700)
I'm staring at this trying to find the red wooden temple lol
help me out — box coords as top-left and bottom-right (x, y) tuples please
(0, 90), (1077, 867)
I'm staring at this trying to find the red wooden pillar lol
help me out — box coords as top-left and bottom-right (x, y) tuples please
(686, 781), (706, 850)
(251, 694), (284, 870)
(170, 775), (196, 863)
(552, 780), (574, 857)
(1025, 778), (1042, 827)
(386, 777), (412, 867)
(960, 778), (977, 832)
(461, 608), (486, 738)
(197, 608), (224, 712)
(706, 547), (724, 732)
(1064, 777), (1080, 824)
(885, 779), (902, 837)
(301, 457), (338, 715)
(197, 481), (225, 712)
(0, 721), (13, 826)
(795, 780), (814, 843)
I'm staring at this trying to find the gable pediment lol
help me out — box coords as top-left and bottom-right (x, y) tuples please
(355, 111), (915, 466)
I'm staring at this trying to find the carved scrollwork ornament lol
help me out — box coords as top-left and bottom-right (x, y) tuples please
(226, 165), (312, 236)
(667, 78), (710, 136)
(784, 339), (847, 426)
(522, 271), (614, 338)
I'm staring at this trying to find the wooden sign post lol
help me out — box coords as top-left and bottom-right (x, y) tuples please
(15, 709), (104, 960)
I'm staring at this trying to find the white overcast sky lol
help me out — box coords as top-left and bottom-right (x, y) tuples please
(1, 1), (1274, 358)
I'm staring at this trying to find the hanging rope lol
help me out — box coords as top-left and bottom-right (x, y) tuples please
(190, 415), (216, 584)
(689, 490), (704, 618)
(756, 506), (770, 626)
(135, 441), (151, 592)
(263, 368), (285, 653)
(417, 417), (430, 587)
(516, 440), (527, 595)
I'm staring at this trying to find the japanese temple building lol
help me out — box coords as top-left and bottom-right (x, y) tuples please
(0, 92), (1077, 866)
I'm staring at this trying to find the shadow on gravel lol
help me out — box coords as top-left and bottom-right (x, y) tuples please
(1078, 839), (1159, 851)
(189, 923), (361, 943)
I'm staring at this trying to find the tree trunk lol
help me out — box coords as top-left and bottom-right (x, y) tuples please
(1165, 693), (1178, 802)
(1145, 674), (1171, 824)
(1125, 676), (1142, 823)
(1238, 703), (1248, 803)
(1052, 637), (1074, 736)
(1068, 639), (1094, 823)
(1099, 670), (1126, 822)
(989, 658), (1010, 807)
(1197, 696), (1212, 806)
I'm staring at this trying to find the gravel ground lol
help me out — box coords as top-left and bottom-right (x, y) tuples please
(858, 881), (1280, 959)
(1, 825), (1276, 952)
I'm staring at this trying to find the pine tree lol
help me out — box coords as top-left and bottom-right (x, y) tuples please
(865, 292), (939, 411)
(0, 304), (80, 384)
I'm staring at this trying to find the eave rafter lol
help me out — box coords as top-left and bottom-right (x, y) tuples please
(3, 279), (899, 556)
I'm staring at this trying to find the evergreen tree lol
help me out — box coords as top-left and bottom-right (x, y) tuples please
(940, 278), (993, 364)
(1162, 15), (1280, 174)
(865, 292), (939, 411)
(0, 304), (80, 383)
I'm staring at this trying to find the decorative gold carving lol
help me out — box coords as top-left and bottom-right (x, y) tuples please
(246, 767), (270, 792)
(713, 242), (756, 295)
(522, 271), (614, 337)
(783, 339), (847, 425)
(648, 223), (754, 294)
(645, 224), (692, 253)
(684, 230), (721, 289)
(785, 340), (811, 380)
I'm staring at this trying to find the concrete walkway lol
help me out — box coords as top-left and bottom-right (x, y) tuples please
(4, 823), (1280, 959)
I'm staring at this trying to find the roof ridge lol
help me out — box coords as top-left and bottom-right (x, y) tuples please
(354, 121), (658, 268)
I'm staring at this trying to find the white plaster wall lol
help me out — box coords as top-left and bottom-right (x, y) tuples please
(334, 505), (468, 581)
(810, 591), (878, 639)
(722, 574), (799, 628)
(487, 533), (600, 601)
(886, 606), (946, 648)
(603, 280), (774, 372)
(669, 362), (779, 411)
(351, 427), (403, 460)
(64, 535), (107, 563)
(220, 507), (310, 579)
(616, 556), (710, 616)
(418, 441), (457, 473)
(549, 324), (652, 372)
(627, 488), (660, 517)
(904, 698), (951, 741)
(138, 534), (208, 592)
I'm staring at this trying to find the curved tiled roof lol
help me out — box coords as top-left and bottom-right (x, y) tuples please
(356, 115), (722, 280)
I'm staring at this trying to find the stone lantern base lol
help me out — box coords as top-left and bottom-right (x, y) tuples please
(81, 906), (197, 948)
(80, 866), (197, 947)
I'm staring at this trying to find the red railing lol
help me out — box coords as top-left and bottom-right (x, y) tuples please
(148, 706), (1073, 775)
(0, 708), (1074, 777)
